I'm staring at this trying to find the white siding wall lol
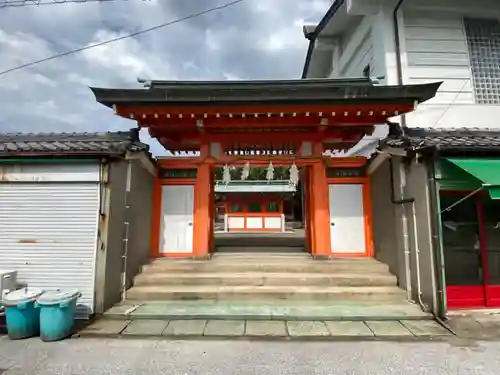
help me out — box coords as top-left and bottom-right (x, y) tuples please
(330, 17), (374, 78)
(330, 15), (378, 156)
(400, 10), (500, 128)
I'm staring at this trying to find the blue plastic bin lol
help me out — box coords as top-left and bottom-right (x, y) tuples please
(36, 289), (81, 342)
(2, 288), (44, 340)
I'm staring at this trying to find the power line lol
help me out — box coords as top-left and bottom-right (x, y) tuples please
(432, 79), (470, 128)
(0, 0), (141, 9)
(0, 0), (244, 76)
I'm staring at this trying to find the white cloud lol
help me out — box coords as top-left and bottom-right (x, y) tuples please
(0, 0), (330, 155)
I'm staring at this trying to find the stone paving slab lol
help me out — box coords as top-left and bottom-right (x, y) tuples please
(286, 321), (330, 337)
(163, 320), (207, 336)
(82, 319), (130, 335)
(401, 320), (451, 337)
(324, 321), (374, 337)
(77, 317), (457, 340)
(245, 320), (288, 337)
(204, 320), (245, 336)
(446, 316), (488, 339)
(365, 321), (413, 337)
(114, 300), (431, 321)
(122, 320), (169, 336)
(448, 315), (500, 340)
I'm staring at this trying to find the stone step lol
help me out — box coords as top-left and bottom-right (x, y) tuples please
(214, 252), (312, 259)
(125, 285), (405, 302)
(215, 235), (305, 248)
(142, 259), (390, 274)
(215, 246), (306, 253)
(133, 272), (397, 287)
(104, 300), (433, 322)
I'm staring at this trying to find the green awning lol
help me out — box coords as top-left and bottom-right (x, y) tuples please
(446, 158), (500, 199)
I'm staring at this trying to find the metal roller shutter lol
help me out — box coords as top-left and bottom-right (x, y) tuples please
(0, 182), (100, 317)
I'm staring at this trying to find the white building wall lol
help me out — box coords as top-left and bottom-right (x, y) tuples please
(400, 10), (491, 128)
(332, 17), (374, 78)
(329, 15), (381, 156)
(389, 0), (500, 129)
(309, 0), (500, 154)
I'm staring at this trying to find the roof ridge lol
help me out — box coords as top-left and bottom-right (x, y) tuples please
(408, 127), (500, 133)
(0, 128), (150, 157)
(381, 126), (500, 153)
(0, 129), (136, 139)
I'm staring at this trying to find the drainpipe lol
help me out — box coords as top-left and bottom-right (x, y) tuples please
(427, 152), (447, 318)
(410, 198), (427, 310)
(393, 0), (407, 127)
(121, 160), (133, 301)
(389, 158), (413, 301)
(390, 157), (428, 310)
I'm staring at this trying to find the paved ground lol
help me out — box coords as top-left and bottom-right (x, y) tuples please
(446, 312), (500, 340)
(0, 336), (499, 375)
(79, 318), (451, 339)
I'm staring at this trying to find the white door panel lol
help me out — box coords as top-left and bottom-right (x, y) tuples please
(328, 184), (366, 254)
(160, 185), (194, 254)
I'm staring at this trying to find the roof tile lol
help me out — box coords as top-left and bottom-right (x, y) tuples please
(382, 127), (500, 152)
(0, 129), (149, 157)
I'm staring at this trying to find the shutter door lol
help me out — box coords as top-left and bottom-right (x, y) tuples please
(0, 182), (100, 317)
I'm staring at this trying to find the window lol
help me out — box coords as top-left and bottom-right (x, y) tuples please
(363, 64), (371, 78)
(228, 203), (243, 213)
(247, 203), (262, 213)
(464, 18), (500, 104)
(266, 202), (280, 213)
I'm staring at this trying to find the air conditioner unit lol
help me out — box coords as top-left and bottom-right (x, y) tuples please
(0, 270), (18, 300)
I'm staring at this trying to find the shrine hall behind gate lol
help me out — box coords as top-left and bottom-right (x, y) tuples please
(90, 78), (441, 318)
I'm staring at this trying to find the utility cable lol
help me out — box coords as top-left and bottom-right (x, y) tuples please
(0, 0), (141, 9)
(0, 0), (244, 76)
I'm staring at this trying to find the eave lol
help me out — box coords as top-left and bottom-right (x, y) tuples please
(90, 80), (441, 153)
(90, 79), (441, 108)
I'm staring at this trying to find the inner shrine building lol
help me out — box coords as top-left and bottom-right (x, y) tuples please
(91, 78), (439, 259)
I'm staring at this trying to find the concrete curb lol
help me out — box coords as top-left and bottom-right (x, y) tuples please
(72, 331), (452, 342)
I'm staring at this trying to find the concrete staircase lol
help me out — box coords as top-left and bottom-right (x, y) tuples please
(126, 253), (406, 303)
(214, 232), (306, 253)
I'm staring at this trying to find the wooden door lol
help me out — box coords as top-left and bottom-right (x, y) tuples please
(159, 185), (194, 254)
(328, 184), (366, 254)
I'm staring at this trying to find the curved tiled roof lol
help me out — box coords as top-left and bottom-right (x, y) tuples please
(382, 127), (500, 152)
(0, 129), (149, 157)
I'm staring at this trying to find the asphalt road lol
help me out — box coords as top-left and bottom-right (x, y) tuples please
(0, 336), (496, 374)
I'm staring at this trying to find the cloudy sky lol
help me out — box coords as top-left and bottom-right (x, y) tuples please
(0, 0), (330, 155)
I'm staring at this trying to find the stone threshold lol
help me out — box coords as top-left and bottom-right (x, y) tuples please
(75, 318), (452, 341)
(104, 301), (433, 322)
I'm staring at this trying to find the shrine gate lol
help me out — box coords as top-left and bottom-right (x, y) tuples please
(91, 78), (440, 259)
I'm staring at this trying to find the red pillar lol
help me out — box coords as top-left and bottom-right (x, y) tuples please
(310, 143), (331, 256)
(193, 145), (211, 258)
(209, 170), (215, 252)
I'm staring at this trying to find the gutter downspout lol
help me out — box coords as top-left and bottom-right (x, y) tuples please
(121, 160), (133, 301)
(410, 195), (427, 310)
(427, 152), (447, 319)
(390, 157), (428, 311)
(389, 157), (413, 301)
(393, 0), (406, 127)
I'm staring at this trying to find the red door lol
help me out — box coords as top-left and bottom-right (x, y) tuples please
(442, 192), (500, 309)
(480, 197), (500, 307)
